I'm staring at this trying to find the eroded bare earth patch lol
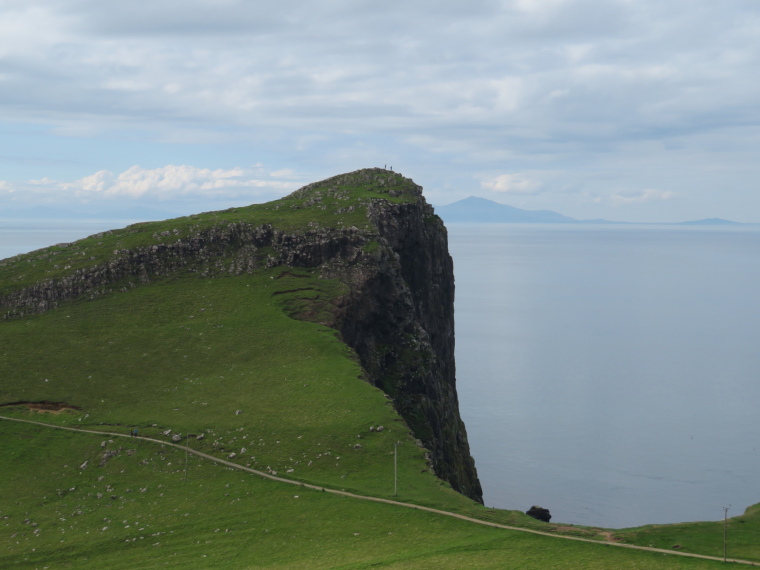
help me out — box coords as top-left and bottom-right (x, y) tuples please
(0, 401), (81, 414)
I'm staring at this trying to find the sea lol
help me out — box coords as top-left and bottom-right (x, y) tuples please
(3, 220), (760, 529)
(0, 221), (126, 260)
(449, 223), (760, 529)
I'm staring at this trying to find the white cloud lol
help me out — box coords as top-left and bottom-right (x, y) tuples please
(563, 43), (594, 64)
(513, 0), (571, 15)
(481, 173), (541, 194)
(1, 165), (301, 204)
(0, 180), (14, 194)
(0, 4), (70, 57)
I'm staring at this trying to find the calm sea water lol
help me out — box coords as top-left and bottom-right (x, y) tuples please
(0, 221), (127, 260)
(449, 224), (760, 528)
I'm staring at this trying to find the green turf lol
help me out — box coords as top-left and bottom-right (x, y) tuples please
(0, 269), (469, 507)
(0, 421), (731, 569)
(614, 504), (760, 563)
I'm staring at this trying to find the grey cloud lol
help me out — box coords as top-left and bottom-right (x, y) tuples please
(65, 0), (294, 36)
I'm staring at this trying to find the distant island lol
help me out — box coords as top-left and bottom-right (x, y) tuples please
(435, 196), (750, 226)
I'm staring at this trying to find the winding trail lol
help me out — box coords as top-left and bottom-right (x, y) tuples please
(2, 414), (754, 566)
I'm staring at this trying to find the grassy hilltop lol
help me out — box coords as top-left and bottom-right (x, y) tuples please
(0, 169), (755, 567)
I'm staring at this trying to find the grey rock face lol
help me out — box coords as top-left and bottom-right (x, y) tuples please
(299, 170), (483, 502)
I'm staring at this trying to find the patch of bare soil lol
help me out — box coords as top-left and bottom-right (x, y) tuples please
(550, 526), (621, 542)
(550, 526), (593, 536)
(599, 530), (622, 542)
(0, 401), (82, 414)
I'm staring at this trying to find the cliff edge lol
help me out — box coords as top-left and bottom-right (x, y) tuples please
(0, 168), (483, 503)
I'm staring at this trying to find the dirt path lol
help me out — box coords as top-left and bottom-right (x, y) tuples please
(1, 414), (754, 566)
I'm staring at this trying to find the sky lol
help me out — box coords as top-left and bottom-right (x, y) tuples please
(1, 0), (760, 223)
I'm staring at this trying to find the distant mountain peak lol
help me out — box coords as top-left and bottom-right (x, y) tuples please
(675, 218), (741, 226)
(435, 196), (577, 224)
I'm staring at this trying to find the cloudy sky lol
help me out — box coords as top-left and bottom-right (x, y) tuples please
(2, 0), (760, 223)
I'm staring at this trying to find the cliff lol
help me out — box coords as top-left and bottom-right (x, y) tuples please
(0, 168), (483, 503)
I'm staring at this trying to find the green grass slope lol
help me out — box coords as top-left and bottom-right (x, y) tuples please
(0, 169), (752, 567)
(0, 268), (465, 507)
(615, 506), (760, 563)
(1, 421), (730, 569)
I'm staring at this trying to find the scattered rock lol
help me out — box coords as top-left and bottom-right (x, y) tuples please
(376, 426), (385, 432)
(99, 450), (118, 467)
(171, 434), (182, 443)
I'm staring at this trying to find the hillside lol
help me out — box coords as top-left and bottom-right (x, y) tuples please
(0, 168), (752, 568)
(1, 168), (481, 501)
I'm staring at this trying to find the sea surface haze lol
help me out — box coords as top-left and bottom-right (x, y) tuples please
(449, 223), (760, 528)
(0, 220), (129, 260)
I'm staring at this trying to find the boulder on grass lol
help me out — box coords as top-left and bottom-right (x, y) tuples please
(526, 505), (551, 523)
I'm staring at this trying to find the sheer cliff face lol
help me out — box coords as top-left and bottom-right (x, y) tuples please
(287, 169), (483, 503)
(0, 168), (483, 503)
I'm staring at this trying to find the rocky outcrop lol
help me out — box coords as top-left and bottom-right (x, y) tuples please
(0, 223), (369, 319)
(284, 169), (483, 502)
(0, 168), (483, 503)
(526, 506), (552, 522)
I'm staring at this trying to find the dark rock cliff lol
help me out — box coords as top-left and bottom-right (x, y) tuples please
(0, 168), (483, 503)
(314, 172), (484, 503)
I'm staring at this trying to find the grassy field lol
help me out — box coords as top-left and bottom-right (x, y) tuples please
(0, 421), (735, 569)
(1, 170), (756, 567)
(615, 505), (760, 563)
